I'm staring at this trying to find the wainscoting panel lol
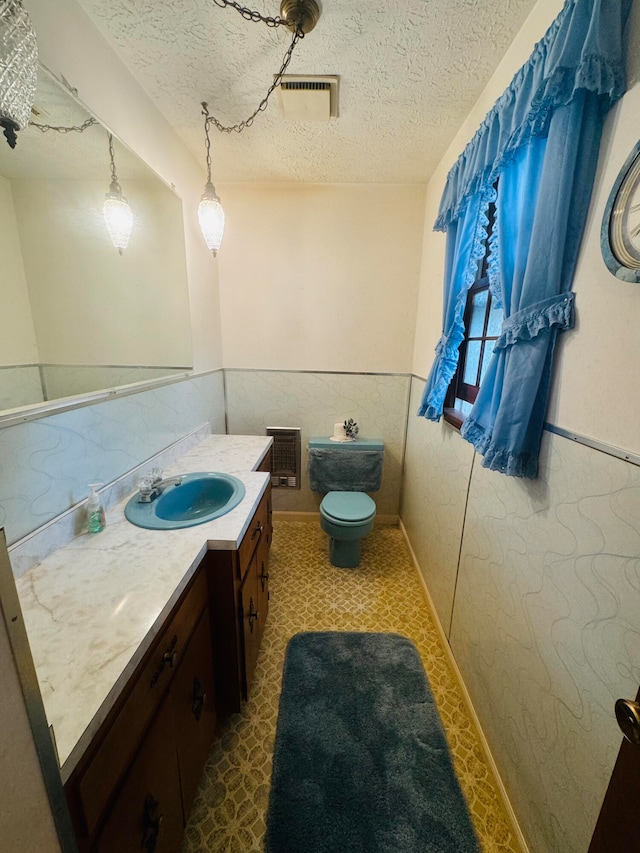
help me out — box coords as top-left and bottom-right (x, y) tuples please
(401, 377), (475, 633)
(225, 370), (411, 516)
(0, 372), (225, 546)
(449, 430), (640, 853)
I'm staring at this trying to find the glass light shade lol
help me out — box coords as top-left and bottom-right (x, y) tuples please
(198, 181), (225, 255)
(0, 0), (38, 148)
(103, 191), (133, 254)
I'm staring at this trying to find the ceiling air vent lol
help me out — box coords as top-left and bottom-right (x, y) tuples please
(276, 75), (339, 122)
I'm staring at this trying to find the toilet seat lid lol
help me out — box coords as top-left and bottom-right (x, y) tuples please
(321, 491), (376, 522)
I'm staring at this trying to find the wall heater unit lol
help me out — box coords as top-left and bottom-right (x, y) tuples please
(266, 427), (301, 489)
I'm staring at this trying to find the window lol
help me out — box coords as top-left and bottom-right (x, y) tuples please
(443, 199), (502, 429)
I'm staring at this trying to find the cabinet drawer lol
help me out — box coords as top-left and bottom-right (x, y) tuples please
(77, 569), (208, 836)
(237, 487), (269, 580)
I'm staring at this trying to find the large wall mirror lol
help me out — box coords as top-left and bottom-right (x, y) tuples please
(0, 66), (193, 420)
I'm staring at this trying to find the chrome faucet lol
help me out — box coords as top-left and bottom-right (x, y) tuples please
(137, 468), (183, 502)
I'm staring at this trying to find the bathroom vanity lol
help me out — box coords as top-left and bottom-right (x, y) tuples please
(13, 435), (272, 852)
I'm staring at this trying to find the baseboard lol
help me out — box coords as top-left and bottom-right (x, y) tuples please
(399, 519), (530, 853)
(273, 511), (399, 526)
(272, 511), (317, 523)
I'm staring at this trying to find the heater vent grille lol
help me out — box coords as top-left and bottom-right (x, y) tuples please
(280, 81), (330, 91)
(266, 427), (301, 489)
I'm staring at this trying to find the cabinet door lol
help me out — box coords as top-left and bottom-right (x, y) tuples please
(94, 697), (183, 853)
(172, 608), (217, 819)
(255, 532), (270, 650)
(76, 571), (207, 837)
(239, 552), (261, 697)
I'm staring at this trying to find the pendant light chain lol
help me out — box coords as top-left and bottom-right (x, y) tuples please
(107, 133), (121, 192)
(212, 0), (290, 27)
(29, 117), (98, 134)
(202, 103), (213, 183)
(206, 0), (305, 134)
(198, 0), (319, 255)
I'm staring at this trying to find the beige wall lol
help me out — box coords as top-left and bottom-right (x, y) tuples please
(0, 177), (39, 365)
(24, 0), (223, 375)
(218, 183), (426, 372)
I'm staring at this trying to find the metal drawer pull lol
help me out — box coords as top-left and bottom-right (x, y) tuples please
(260, 562), (270, 591)
(249, 598), (259, 632)
(192, 677), (207, 722)
(251, 520), (264, 540)
(141, 793), (163, 852)
(162, 648), (178, 669)
(150, 635), (178, 687)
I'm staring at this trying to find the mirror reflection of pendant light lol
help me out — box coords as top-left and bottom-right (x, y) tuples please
(0, 0), (38, 149)
(198, 102), (225, 256)
(198, 0), (320, 257)
(103, 133), (133, 254)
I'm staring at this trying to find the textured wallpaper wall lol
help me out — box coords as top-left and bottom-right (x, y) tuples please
(402, 377), (640, 853)
(451, 430), (640, 852)
(225, 370), (411, 517)
(401, 377), (475, 630)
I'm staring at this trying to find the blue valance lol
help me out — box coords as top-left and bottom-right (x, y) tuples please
(435, 0), (631, 232)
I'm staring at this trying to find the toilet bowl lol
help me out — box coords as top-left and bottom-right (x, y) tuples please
(320, 491), (377, 568)
(308, 437), (384, 568)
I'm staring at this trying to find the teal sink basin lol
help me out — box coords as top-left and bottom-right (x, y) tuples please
(124, 472), (246, 530)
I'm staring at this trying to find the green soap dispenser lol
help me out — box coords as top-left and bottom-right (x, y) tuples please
(87, 483), (106, 534)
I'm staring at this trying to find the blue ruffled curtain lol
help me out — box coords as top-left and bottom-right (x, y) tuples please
(418, 0), (632, 477)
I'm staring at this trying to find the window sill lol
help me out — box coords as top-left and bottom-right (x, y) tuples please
(443, 408), (465, 431)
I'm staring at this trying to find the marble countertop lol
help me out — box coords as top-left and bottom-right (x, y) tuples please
(15, 434), (272, 777)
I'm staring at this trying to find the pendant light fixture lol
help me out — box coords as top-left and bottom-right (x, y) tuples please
(198, 0), (320, 256)
(0, 0), (38, 149)
(198, 102), (225, 256)
(103, 133), (133, 254)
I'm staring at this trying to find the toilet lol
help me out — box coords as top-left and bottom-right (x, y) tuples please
(307, 437), (384, 568)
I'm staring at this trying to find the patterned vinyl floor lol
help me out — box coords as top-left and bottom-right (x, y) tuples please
(182, 521), (522, 853)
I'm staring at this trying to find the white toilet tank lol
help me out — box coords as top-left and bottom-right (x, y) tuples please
(307, 438), (384, 493)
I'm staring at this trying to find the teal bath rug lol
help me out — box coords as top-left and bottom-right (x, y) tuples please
(265, 631), (480, 852)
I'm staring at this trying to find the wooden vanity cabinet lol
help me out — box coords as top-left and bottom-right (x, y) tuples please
(93, 606), (216, 853)
(64, 481), (271, 852)
(92, 696), (184, 853)
(207, 482), (272, 716)
(171, 607), (217, 812)
(256, 451), (271, 475)
(65, 573), (216, 852)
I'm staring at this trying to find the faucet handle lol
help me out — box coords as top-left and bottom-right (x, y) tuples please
(149, 467), (163, 485)
(137, 476), (154, 502)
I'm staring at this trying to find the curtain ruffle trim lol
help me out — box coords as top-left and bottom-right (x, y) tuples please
(486, 215), (502, 308)
(416, 331), (466, 420)
(418, 188), (495, 421)
(460, 417), (539, 478)
(434, 0), (629, 232)
(494, 292), (574, 349)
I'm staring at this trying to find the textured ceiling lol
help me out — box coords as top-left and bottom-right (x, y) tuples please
(74, 0), (539, 184)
